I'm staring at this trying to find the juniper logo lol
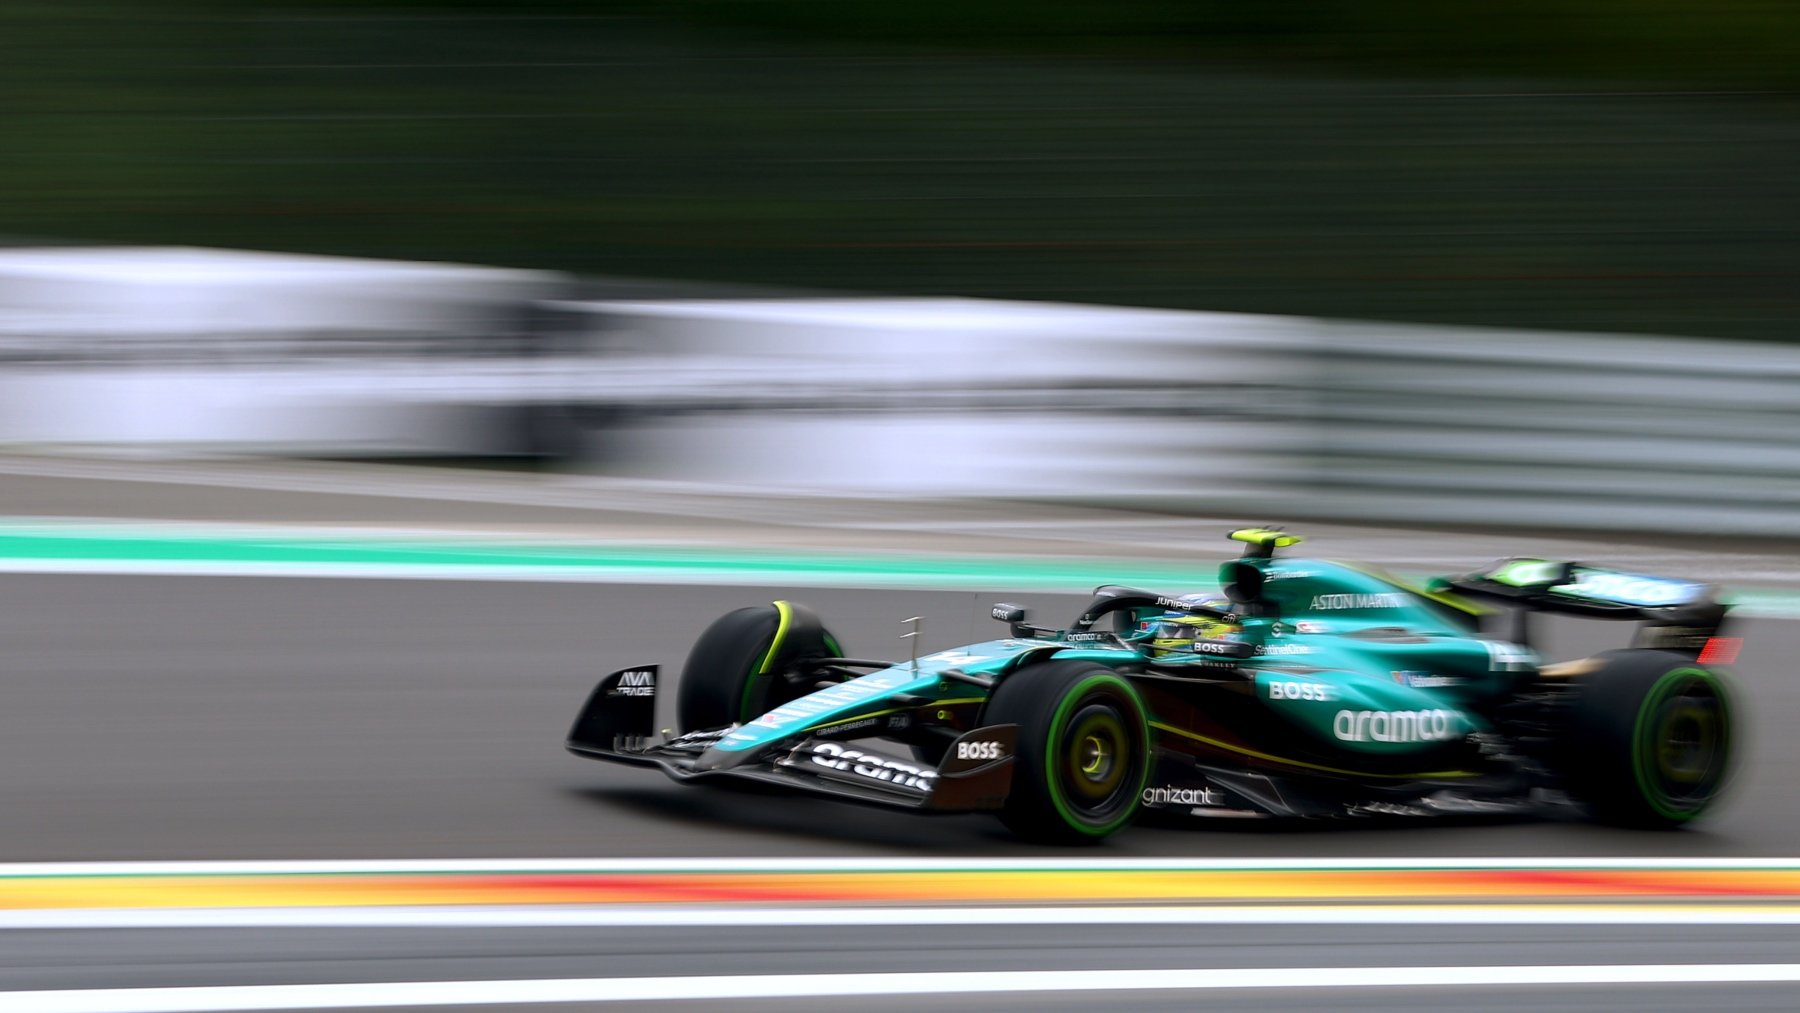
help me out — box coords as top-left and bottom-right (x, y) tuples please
(1310, 593), (1408, 610)
(1332, 709), (1460, 743)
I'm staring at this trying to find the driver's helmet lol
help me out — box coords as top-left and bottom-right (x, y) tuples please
(1146, 594), (1241, 655)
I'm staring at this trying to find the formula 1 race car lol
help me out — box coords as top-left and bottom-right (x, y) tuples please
(567, 529), (1737, 843)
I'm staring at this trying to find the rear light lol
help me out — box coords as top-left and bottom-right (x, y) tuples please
(1697, 637), (1742, 666)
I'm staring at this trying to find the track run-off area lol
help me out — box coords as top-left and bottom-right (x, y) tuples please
(10, 859), (1800, 1011)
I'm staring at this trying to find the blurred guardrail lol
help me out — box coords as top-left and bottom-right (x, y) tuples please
(2, 244), (1796, 536)
(0, 246), (567, 456)
(546, 299), (1800, 536)
(1305, 322), (1800, 534)
(540, 298), (1315, 502)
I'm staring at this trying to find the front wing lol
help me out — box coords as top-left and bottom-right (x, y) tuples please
(567, 665), (1018, 813)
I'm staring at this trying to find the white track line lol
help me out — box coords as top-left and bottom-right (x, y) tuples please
(1, 857), (1797, 875)
(9, 965), (1800, 1012)
(0, 558), (1083, 590)
(0, 559), (804, 584)
(7, 904), (1800, 930)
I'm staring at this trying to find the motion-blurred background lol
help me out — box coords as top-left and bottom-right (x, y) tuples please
(7, 14), (1800, 1005)
(3, 0), (1798, 531)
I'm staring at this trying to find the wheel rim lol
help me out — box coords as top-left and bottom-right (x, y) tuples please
(1657, 702), (1718, 785)
(1058, 702), (1134, 818)
(1638, 673), (1729, 815)
(1079, 734), (1113, 778)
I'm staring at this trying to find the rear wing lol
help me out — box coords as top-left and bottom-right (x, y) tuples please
(1433, 558), (1734, 659)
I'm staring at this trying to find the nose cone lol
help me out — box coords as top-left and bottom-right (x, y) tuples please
(690, 740), (766, 771)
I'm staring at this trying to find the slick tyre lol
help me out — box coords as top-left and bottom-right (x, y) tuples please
(675, 602), (843, 733)
(983, 660), (1150, 844)
(1562, 649), (1733, 828)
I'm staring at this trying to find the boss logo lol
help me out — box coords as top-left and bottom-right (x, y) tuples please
(1190, 640), (1239, 655)
(1267, 680), (1335, 702)
(955, 740), (1005, 761)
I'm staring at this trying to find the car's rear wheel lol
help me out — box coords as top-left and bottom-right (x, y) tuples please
(675, 601), (844, 732)
(1560, 648), (1733, 828)
(982, 659), (1150, 843)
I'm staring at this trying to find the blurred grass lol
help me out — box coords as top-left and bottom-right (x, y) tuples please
(2, 2), (1798, 339)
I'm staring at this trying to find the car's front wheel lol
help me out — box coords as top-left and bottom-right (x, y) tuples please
(982, 659), (1150, 843)
(675, 601), (843, 733)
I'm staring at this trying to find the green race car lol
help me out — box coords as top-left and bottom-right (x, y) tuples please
(567, 529), (1736, 842)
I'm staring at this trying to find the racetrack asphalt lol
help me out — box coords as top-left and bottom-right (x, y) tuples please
(1, 574), (1795, 1010)
(1, 573), (1788, 863)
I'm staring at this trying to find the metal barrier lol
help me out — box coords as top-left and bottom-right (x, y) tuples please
(552, 299), (1800, 535)
(4, 248), (1793, 536)
(1304, 322), (1800, 534)
(545, 298), (1315, 503)
(0, 246), (564, 455)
